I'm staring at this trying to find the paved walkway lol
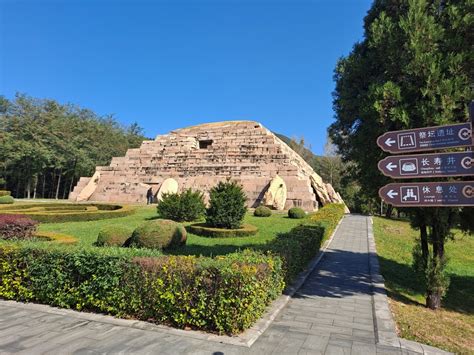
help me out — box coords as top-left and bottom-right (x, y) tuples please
(0, 215), (447, 354)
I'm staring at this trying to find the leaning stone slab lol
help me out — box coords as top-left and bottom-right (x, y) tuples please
(76, 171), (100, 202)
(263, 175), (287, 210)
(157, 178), (179, 201)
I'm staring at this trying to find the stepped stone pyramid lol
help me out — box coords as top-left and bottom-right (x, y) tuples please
(69, 121), (347, 211)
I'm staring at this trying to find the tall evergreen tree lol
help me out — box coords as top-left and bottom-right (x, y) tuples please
(330, 0), (473, 309)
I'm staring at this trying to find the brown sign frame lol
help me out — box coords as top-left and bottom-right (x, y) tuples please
(378, 181), (474, 207)
(378, 151), (474, 179)
(376, 122), (472, 154)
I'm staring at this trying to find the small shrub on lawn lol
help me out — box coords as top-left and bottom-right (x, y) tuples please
(254, 206), (272, 217)
(0, 196), (14, 204)
(0, 190), (11, 197)
(157, 189), (206, 222)
(0, 246), (284, 334)
(0, 214), (38, 240)
(288, 207), (305, 219)
(206, 181), (247, 229)
(130, 219), (186, 249)
(96, 226), (131, 247)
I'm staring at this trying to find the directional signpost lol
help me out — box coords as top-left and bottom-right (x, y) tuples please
(379, 181), (474, 207)
(377, 122), (473, 153)
(377, 104), (474, 207)
(378, 151), (474, 179)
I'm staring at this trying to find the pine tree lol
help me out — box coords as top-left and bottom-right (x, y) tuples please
(330, 0), (473, 309)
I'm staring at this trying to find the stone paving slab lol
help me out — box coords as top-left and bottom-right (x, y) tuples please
(0, 215), (451, 354)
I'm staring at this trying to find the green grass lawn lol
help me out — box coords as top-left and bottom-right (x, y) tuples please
(39, 205), (304, 256)
(373, 217), (474, 354)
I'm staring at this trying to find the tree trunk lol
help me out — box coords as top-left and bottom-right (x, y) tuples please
(55, 169), (62, 200)
(33, 174), (38, 199)
(49, 171), (55, 198)
(426, 220), (445, 310)
(432, 224), (445, 260)
(41, 174), (46, 198)
(26, 177), (31, 199)
(420, 224), (428, 263)
(68, 176), (75, 196)
(426, 290), (442, 309)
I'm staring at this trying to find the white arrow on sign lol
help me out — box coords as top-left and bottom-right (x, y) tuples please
(385, 138), (396, 147)
(386, 162), (397, 171)
(387, 190), (398, 199)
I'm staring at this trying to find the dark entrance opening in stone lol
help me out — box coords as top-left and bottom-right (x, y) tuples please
(199, 139), (213, 149)
(312, 186), (323, 210)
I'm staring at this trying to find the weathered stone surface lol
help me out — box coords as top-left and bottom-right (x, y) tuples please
(310, 173), (332, 205)
(263, 175), (287, 210)
(76, 172), (100, 202)
(70, 121), (346, 210)
(157, 178), (178, 201)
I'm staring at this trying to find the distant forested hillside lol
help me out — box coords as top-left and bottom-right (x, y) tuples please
(0, 93), (146, 199)
(275, 133), (322, 163)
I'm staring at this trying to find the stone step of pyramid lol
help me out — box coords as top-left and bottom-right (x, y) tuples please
(70, 121), (347, 212)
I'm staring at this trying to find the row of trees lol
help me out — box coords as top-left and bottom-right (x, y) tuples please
(329, 0), (473, 309)
(0, 93), (146, 199)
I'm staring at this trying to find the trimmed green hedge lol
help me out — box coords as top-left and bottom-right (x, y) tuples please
(268, 203), (346, 283)
(0, 191), (11, 197)
(0, 196), (14, 204)
(309, 203), (346, 239)
(130, 219), (187, 249)
(0, 246), (283, 334)
(0, 203), (135, 223)
(0, 203), (345, 335)
(96, 226), (131, 247)
(187, 223), (258, 238)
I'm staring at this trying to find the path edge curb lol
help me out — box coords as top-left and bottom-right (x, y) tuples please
(367, 217), (400, 348)
(235, 212), (347, 347)
(367, 217), (452, 355)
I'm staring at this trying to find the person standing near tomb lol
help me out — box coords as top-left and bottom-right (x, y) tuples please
(146, 187), (153, 204)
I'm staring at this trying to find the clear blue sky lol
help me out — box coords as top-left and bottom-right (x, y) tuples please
(0, 0), (371, 155)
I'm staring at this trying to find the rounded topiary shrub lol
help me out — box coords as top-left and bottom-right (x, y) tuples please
(288, 207), (306, 219)
(96, 226), (131, 246)
(130, 219), (186, 249)
(254, 206), (272, 217)
(206, 181), (247, 229)
(0, 195), (14, 204)
(0, 190), (11, 197)
(157, 188), (205, 222)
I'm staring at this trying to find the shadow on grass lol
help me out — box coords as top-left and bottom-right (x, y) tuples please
(377, 255), (474, 315)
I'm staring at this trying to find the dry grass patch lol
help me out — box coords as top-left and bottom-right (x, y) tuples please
(373, 217), (473, 354)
